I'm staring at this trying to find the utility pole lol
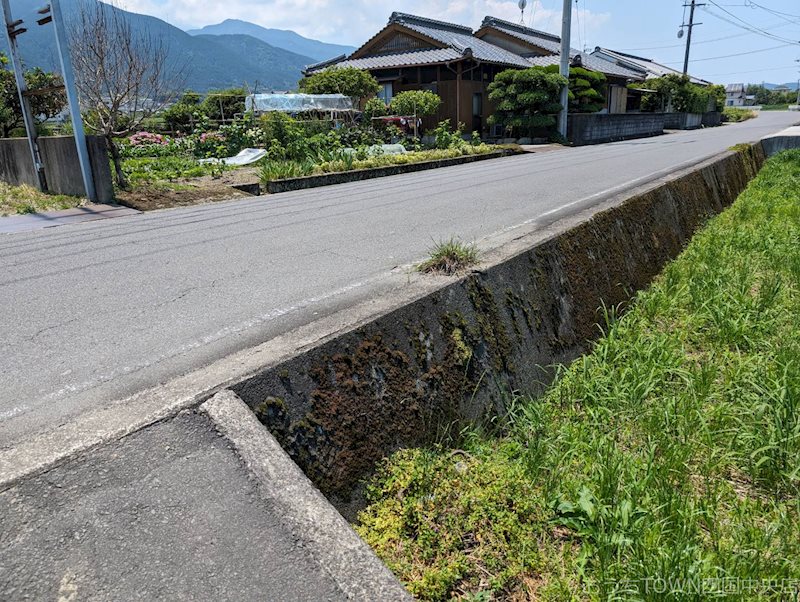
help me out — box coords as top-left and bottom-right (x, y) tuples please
(557, 0), (572, 138)
(1, 0), (48, 191)
(44, 0), (97, 202)
(682, 0), (704, 76)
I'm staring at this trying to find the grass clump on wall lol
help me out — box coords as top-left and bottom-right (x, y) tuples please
(357, 150), (800, 600)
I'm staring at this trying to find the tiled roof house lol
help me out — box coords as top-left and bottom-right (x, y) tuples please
(306, 13), (657, 132)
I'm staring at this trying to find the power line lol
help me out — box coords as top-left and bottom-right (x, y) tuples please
(663, 42), (794, 64)
(703, 1), (800, 44)
(744, 0), (800, 23)
(703, 63), (799, 76)
(618, 20), (795, 52)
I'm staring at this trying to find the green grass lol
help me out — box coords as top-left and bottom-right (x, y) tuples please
(0, 182), (84, 216)
(418, 238), (480, 276)
(761, 104), (790, 111)
(357, 150), (800, 600)
(723, 107), (758, 123)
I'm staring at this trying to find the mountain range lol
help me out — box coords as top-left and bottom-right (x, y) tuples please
(0, 0), (354, 92)
(762, 82), (799, 91)
(187, 19), (355, 63)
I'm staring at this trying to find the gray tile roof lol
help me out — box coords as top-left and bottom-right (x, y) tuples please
(479, 17), (643, 80)
(478, 16), (563, 55)
(312, 48), (462, 71)
(387, 12), (530, 68)
(591, 48), (712, 86)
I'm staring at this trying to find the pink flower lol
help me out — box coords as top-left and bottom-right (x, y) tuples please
(130, 132), (166, 146)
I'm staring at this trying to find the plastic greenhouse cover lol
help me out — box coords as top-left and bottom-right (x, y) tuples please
(198, 148), (267, 166)
(245, 94), (355, 113)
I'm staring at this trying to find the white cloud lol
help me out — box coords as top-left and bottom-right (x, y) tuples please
(119, 0), (610, 47)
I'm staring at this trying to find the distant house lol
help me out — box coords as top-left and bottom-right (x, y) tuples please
(474, 18), (645, 114)
(305, 12), (530, 133)
(725, 83), (747, 107)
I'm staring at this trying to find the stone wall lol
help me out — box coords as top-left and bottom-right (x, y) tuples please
(230, 144), (768, 510)
(567, 113), (664, 146)
(0, 136), (113, 202)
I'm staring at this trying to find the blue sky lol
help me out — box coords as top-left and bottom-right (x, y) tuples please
(124, 0), (800, 85)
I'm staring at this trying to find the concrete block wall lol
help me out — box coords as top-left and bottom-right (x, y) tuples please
(230, 145), (767, 510)
(663, 112), (704, 130)
(567, 113), (665, 146)
(0, 136), (113, 202)
(702, 112), (723, 127)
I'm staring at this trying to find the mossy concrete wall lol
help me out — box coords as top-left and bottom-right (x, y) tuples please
(231, 143), (772, 510)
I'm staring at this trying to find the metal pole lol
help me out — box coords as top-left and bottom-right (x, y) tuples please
(49, 0), (96, 202)
(1, 0), (48, 191)
(557, 0), (572, 138)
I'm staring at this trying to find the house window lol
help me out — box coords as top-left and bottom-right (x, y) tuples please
(378, 82), (394, 104)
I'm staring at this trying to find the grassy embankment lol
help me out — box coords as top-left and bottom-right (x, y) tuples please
(357, 150), (800, 600)
(723, 107), (758, 123)
(0, 182), (83, 217)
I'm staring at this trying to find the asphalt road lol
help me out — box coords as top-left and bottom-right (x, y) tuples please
(1, 112), (797, 448)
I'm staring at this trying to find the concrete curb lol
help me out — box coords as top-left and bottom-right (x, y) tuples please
(266, 149), (516, 193)
(200, 390), (411, 601)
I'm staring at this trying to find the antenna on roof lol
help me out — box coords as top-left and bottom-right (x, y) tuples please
(518, 0), (527, 24)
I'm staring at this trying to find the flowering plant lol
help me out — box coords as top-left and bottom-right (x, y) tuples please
(129, 131), (167, 146)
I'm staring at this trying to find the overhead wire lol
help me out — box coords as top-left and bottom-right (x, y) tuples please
(703, 0), (800, 45)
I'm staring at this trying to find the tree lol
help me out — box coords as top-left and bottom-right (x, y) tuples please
(299, 67), (380, 105)
(0, 53), (67, 137)
(543, 65), (606, 114)
(487, 67), (566, 135)
(631, 74), (718, 114)
(162, 90), (204, 133)
(390, 90), (441, 117)
(200, 88), (246, 123)
(69, 1), (185, 187)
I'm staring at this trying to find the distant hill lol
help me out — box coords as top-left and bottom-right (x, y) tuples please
(0, 0), (315, 92)
(187, 19), (355, 63)
(762, 82), (799, 91)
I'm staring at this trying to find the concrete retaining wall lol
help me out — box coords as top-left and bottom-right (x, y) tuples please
(567, 113), (664, 146)
(702, 112), (723, 127)
(663, 112), (704, 130)
(0, 136), (113, 202)
(231, 143), (771, 509)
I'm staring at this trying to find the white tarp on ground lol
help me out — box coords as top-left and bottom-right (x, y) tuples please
(245, 94), (355, 113)
(198, 148), (267, 166)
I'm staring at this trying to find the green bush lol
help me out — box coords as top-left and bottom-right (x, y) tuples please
(363, 98), (388, 121)
(123, 156), (213, 184)
(259, 159), (316, 183)
(631, 75), (723, 114)
(162, 91), (205, 133)
(723, 107), (757, 123)
(200, 88), (246, 122)
(299, 67), (380, 104)
(543, 65), (606, 114)
(390, 90), (441, 117)
(430, 120), (465, 150)
(488, 67), (566, 136)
